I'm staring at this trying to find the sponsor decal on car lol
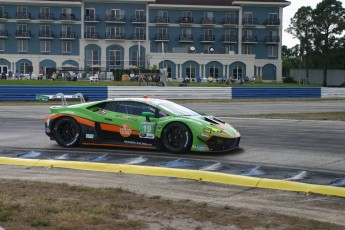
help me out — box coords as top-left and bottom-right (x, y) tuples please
(120, 124), (132, 137)
(192, 145), (208, 149)
(124, 140), (152, 146)
(86, 134), (94, 139)
(139, 122), (156, 139)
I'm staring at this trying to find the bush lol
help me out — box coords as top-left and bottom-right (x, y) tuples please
(283, 77), (296, 83)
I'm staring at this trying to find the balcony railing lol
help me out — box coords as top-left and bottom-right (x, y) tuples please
(222, 18), (238, 26)
(105, 33), (126, 40)
(242, 36), (258, 43)
(60, 32), (75, 39)
(179, 17), (193, 24)
(39, 13), (54, 21)
(222, 35), (237, 43)
(85, 32), (100, 39)
(154, 16), (169, 24)
(60, 13), (76, 21)
(200, 35), (215, 43)
(242, 18), (259, 26)
(39, 31), (54, 39)
(0, 12), (9, 20)
(265, 36), (280, 43)
(131, 15), (146, 23)
(16, 13), (31, 20)
(15, 30), (32, 38)
(131, 33), (145, 40)
(0, 30), (8, 38)
(154, 34), (169, 41)
(201, 17), (215, 25)
(105, 15), (126, 23)
(265, 19), (280, 26)
(85, 14), (100, 22)
(179, 34), (193, 42)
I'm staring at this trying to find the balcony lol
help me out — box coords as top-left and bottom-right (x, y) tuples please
(265, 36), (280, 43)
(200, 35), (215, 43)
(60, 13), (76, 22)
(39, 31), (54, 39)
(222, 18), (238, 27)
(131, 15), (146, 24)
(179, 34), (193, 43)
(39, 13), (54, 22)
(200, 17), (216, 26)
(265, 19), (280, 26)
(154, 16), (169, 25)
(0, 12), (9, 21)
(154, 34), (169, 42)
(242, 18), (259, 26)
(85, 32), (100, 40)
(222, 35), (237, 43)
(0, 30), (8, 38)
(105, 15), (126, 23)
(105, 33), (126, 40)
(85, 14), (100, 23)
(16, 13), (31, 21)
(179, 17), (193, 25)
(242, 36), (258, 43)
(15, 30), (32, 39)
(131, 33), (145, 41)
(60, 32), (75, 40)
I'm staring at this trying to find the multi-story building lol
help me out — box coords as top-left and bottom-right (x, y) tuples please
(0, 0), (290, 81)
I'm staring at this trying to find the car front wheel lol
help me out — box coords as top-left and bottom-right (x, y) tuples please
(162, 122), (192, 153)
(53, 117), (81, 147)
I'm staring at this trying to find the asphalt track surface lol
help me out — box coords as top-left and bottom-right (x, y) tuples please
(1, 101), (345, 226)
(1, 100), (345, 174)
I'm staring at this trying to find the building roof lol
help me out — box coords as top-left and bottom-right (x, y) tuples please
(155, 0), (290, 6)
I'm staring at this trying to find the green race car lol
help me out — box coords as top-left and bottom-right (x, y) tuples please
(45, 96), (240, 153)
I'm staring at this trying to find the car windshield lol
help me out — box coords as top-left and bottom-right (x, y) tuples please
(158, 101), (200, 116)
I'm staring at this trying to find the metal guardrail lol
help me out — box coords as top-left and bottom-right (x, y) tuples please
(0, 86), (344, 101)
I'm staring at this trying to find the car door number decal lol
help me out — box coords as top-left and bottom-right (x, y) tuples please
(140, 122), (156, 139)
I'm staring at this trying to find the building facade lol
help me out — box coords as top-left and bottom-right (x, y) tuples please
(0, 0), (290, 81)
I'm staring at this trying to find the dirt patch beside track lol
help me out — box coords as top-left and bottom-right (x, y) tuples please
(1, 165), (344, 229)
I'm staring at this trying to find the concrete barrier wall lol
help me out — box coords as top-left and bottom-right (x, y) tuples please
(0, 86), (344, 101)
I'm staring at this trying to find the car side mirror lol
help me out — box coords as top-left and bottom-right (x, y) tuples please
(142, 112), (154, 121)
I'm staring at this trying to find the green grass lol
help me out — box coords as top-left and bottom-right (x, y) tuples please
(0, 79), (320, 87)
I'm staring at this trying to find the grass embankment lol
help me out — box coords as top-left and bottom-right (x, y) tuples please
(0, 180), (341, 230)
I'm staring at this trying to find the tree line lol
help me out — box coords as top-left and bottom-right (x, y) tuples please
(284, 0), (345, 86)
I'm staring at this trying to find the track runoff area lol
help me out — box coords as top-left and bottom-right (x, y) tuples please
(0, 150), (344, 198)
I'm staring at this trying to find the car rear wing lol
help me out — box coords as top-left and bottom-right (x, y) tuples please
(36, 93), (86, 106)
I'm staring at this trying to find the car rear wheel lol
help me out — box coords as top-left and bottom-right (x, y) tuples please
(162, 122), (192, 153)
(53, 117), (81, 147)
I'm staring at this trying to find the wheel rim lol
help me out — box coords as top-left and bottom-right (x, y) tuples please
(166, 126), (188, 149)
(56, 120), (79, 143)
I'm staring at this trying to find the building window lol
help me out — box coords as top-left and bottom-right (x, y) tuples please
(17, 40), (28, 52)
(40, 40), (50, 53)
(185, 65), (196, 80)
(135, 9), (145, 21)
(62, 41), (72, 53)
(20, 62), (31, 75)
(242, 45), (252, 54)
(130, 49), (143, 67)
(109, 49), (121, 67)
(86, 49), (100, 67)
(16, 6), (27, 18)
(232, 65), (243, 79)
(0, 40), (4, 51)
(268, 45), (278, 58)
(209, 65), (219, 78)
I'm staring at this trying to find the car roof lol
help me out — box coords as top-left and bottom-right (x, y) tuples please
(107, 97), (169, 106)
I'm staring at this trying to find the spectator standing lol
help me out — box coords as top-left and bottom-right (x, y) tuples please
(8, 70), (13, 79)
(1, 70), (6, 80)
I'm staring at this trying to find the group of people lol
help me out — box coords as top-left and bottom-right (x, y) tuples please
(1, 70), (23, 80)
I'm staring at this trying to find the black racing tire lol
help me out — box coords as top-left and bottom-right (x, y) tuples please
(161, 122), (192, 153)
(53, 117), (81, 147)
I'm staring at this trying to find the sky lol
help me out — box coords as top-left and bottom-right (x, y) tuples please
(282, 0), (345, 48)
